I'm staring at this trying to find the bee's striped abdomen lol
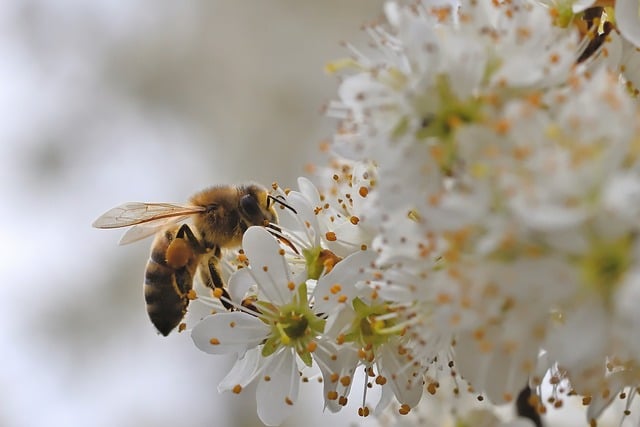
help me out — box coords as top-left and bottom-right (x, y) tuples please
(143, 228), (197, 336)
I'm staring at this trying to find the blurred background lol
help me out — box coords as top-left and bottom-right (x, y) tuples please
(0, 1), (385, 426)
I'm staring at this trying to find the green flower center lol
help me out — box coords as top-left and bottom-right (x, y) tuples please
(413, 75), (483, 141)
(344, 298), (405, 361)
(553, 1), (576, 28)
(259, 283), (325, 367)
(392, 74), (484, 174)
(579, 234), (633, 306)
(278, 312), (309, 342)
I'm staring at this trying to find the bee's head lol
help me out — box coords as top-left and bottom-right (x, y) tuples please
(238, 184), (278, 227)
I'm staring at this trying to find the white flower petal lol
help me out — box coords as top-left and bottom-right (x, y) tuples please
(218, 347), (264, 393)
(297, 176), (321, 206)
(417, 186), (491, 230)
(182, 279), (228, 329)
(323, 304), (358, 340)
(614, 269), (640, 359)
(374, 385), (395, 415)
(596, 29), (624, 69)
(285, 191), (321, 247)
(383, 1), (401, 27)
(313, 250), (377, 314)
(510, 197), (588, 231)
(616, 0), (640, 47)
(545, 301), (608, 378)
(227, 267), (256, 303)
(621, 39), (640, 91)
(338, 73), (399, 115)
(379, 343), (423, 407)
(191, 312), (269, 355)
(438, 32), (487, 99)
(256, 349), (299, 426)
(314, 342), (360, 413)
(324, 220), (371, 258)
(243, 226), (294, 305)
(182, 298), (219, 329)
(602, 172), (640, 224)
(586, 370), (630, 421)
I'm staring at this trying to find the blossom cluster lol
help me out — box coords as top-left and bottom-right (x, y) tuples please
(189, 0), (640, 425)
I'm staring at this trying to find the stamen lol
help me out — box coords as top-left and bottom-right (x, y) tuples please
(361, 366), (369, 410)
(277, 323), (291, 345)
(343, 42), (373, 67)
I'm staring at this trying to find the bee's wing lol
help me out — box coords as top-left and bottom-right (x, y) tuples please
(117, 215), (191, 245)
(93, 202), (205, 228)
(93, 202), (206, 244)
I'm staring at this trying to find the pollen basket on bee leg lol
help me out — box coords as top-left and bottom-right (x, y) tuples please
(165, 239), (193, 269)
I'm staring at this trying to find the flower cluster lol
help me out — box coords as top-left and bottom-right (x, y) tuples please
(189, 0), (640, 425)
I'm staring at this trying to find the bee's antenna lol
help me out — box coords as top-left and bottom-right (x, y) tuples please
(268, 195), (297, 214)
(265, 225), (300, 255)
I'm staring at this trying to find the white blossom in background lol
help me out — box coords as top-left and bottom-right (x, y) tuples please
(614, 0), (640, 47)
(188, 0), (640, 426)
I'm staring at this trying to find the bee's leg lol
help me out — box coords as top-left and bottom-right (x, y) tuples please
(204, 253), (234, 311)
(164, 224), (199, 296)
(175, 224), (204, 251)
(174, 267), (194, 298)
(240, 297), (258, 313)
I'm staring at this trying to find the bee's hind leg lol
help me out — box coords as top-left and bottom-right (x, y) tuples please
(175, 224), (202, 249)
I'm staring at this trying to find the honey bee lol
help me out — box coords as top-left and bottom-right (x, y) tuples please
(93, 184), (281, 336)
(576, 7), (613, 64)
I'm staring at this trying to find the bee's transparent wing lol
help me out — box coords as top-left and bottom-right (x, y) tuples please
(93, 202), (205, 245)
(117, 215), (191, 245)
(93, 202), (205, 228)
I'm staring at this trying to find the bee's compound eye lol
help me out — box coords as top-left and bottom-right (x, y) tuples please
(240, 194), (260, 217)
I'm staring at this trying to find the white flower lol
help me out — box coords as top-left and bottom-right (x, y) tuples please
(191, 227), (328, 426)
(295, 173), (375, 258)
(328, 0), (580, 162)
(449, 258), (574, 403)
(615, 0), (640, 48)
(312, 248), (377, 317)
(542, 238), (640, 394)
(619, 37), (640, 96)
(269, 176), (373, 274)
(312, 242), (425, 412)
(191, 223), (389, 421)
(325, 293), (426, 412)
(376, 373), (538, 427)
